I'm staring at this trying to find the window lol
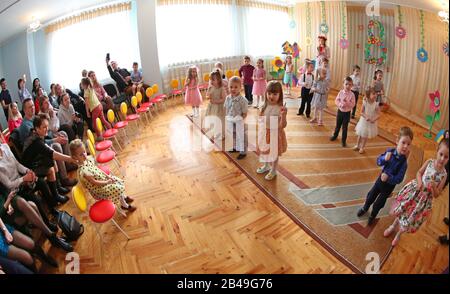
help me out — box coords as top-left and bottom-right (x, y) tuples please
(156, 1), (289, 67)
(47, 9), (140, 91)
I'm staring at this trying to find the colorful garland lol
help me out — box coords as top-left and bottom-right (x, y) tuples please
(417, 10), (428, 63)
(319, 1), (328, 34)
(305, 2), (312, 46)
(339, 1), (348, 49)
(365, 19), (387, 66)
(395, 5), (407, 39)
(444, 23), (449, 57)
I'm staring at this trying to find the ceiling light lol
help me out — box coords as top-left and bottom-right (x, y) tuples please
(28, 19), (41, 32)
(439, 10), (449, 23)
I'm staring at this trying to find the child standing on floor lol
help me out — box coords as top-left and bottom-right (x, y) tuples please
(371, 69), (385, 105)
(239, 56), (255, 106)
(309, 68), (329, 126)
(357, 126), (414, 225)
(283, 55), (294, 96)
(81, 77), (111, 138)
(350, 65), (361, 119)
(256, 81), (287, 181)
(70, 139), (136, 216)
(330, 77), (355, 147)
(184, 65), (203, 117)
(224, 77), (248, 160)
(205, 70), (226, 140)
(297, 60), (315, 117)
(252, 59), (267, 109)
(353, 87), (380, 154)
(385, 138), (448, 246)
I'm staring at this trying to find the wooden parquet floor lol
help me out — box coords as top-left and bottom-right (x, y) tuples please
(40, 89), (448, 274)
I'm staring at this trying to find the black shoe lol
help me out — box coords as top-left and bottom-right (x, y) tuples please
(49, 234), (74, 252)
(33, 247), (59, 268)
(368, 216), (376, 226)
(439, 235), (449, 245)
(230, 149), (238, 153)
(342, 142), (347, 148)
(61, 178), (78, 187)
(330, 136), (337, 141)
(45, 221), (59, 233)
(50, 208), (60, 217)
(444, 217), (449, 226)
(297, 113), (303, 116)
(237, 153), (247, 160)
(351, 115), (355, 119)
(58, 185), (70, 195)
(56, 194), (69, 205)
(357, 208), (367, 217)
(306, 116), (311, 119)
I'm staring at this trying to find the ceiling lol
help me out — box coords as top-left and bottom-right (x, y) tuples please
(0, 0), (448, 45)
(0, 0), (116, 45)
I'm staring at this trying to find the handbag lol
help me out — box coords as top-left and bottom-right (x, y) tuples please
(113, 93), (127, 105)
(57, 210), (84, 241)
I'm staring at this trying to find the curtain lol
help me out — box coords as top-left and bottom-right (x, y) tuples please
(47, 7), (140, 91)
(346, 6), (395, 97)
(389, 8), (449, 131)
(293, 1), (350, 90)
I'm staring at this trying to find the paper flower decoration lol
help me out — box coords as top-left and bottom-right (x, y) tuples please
(417, 48), (428, 62)
(305, 37), (312, 46)
(424, 90), (442, 139)
(289, 20), (296, 29)
(358, 24), (364, 31)
(319, 23), (329, 34)
(429, 90), (441, 114)
(292, 43), (301, 58)
(435, 129), (447, 143)
(272, 57), (284, 71)
(339, 38), (349, 49)
(395, 26), (406, 39)
(443, 42), (449, 57)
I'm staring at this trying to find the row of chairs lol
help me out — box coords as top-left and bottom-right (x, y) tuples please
(71, 83), (171, 242)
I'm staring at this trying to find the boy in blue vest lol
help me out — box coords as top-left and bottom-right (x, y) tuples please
(357, 126), (414, 225)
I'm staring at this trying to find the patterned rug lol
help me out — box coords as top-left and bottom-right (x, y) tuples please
(186, 98), (423, 273)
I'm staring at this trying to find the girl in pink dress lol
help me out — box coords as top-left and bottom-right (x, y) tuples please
(184, 66), (203, 117)
(252, 59), (267, 109)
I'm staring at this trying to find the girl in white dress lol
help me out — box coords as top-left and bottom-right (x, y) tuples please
(354, 87), (380, 154)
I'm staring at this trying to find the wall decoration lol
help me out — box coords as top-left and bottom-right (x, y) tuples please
(435, 129), (447, 143)
(424, 90), (441, 139)
(395, 6), (407, 39)
(288, 7), (296, 29)
(417, 10), (428, 63)
(339, 1), (348, 49)
(444, 24), (449, 57)
(306, 2), (312, 47)
(270, 56), (285, 80)
(319, 1), (328, 34)
(365, 19), (387, 66)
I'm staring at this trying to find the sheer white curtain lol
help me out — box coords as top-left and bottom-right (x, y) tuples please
(239, 5), (290, 57)
(156, 3), (237, 68)
(47, 9), (140, 91)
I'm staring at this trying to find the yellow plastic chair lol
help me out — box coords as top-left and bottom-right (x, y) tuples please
(72, 185), (130, 241)
(107, 109), (129, 142)
(96, 117), (122, 151)
(120, 102), (140, 134)
(226, 70), (233, 80)
(87, 128), (116, 157)
(149, 84), (167, 110)
(170, 79), (183, 104)
(234, 69), (240, 77)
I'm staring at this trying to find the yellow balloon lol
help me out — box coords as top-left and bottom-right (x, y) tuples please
(107, 109), (115, 123)
(120, 102), (128, 115)
(203, 73), (210, 82)
(151, 84), (159, 94)
(146, 87), (154, 98)
(234, 70), (239, 77)
(226, 70), (233, 79)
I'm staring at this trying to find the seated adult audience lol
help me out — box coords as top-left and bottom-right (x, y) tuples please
(58, 93), (84, 140)
(48, 84), (59, 110)
(7, 103), (23, 135)
(88, 71), (114, 114)
(0, 78), (12, 119)
(31, 78), (47, 102)
(22, 114), (78, 206)
(17, 99), (76, 191)
(39, 96), (75, 142)
(106, 57), (133, 97)
(130, 62), (150, 97)
(18, 76), (32, 104)
(55, 84), (91, 131)
(0, 255), (33, 274)
(34, 88), (46, 115)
